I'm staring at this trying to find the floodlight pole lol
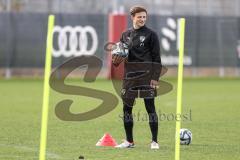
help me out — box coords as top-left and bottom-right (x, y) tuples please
(5, 0), (12, 79)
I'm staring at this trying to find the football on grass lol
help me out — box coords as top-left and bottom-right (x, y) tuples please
(180, 128), (192, 145)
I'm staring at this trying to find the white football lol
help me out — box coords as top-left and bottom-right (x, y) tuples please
(111, 42), (128, 58)
(180, 128), (192, 145)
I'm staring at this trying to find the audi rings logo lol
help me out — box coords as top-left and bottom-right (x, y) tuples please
(52, 25), (98, 57)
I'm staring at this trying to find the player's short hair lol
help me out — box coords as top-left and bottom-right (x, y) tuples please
(130, 6), (147, 17)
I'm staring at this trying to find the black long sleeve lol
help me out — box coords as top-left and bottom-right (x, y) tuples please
(150, 32), (161, 81)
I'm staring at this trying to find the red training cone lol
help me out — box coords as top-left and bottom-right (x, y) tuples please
(96, 133), (118, 147)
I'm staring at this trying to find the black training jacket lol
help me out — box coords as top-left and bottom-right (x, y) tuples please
(120, 25), (162, 81)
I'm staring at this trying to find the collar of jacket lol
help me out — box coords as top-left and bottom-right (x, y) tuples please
(132, 25), (147, 31)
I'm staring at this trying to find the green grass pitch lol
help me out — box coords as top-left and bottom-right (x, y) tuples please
(0, 78), (239, 160)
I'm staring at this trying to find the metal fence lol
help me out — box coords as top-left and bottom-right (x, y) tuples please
(0, 0), (240, 16)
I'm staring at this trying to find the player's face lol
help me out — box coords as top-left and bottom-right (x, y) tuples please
(132, 12), (147, 28)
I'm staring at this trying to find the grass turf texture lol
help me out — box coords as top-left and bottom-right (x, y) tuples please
(0, 78), (239, 160)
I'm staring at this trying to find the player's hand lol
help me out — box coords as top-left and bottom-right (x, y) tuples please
(112, 54), (125, 67)
(150, 80), (159, 89)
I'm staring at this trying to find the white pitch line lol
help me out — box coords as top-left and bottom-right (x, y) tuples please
(0, 143), (65, 159)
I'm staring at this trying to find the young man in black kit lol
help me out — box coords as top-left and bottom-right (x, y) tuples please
(112, 6), (161, 149)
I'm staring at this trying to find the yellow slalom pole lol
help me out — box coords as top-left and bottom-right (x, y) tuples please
(175, 18), (186, 160)
(39, 15), (55, 160)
